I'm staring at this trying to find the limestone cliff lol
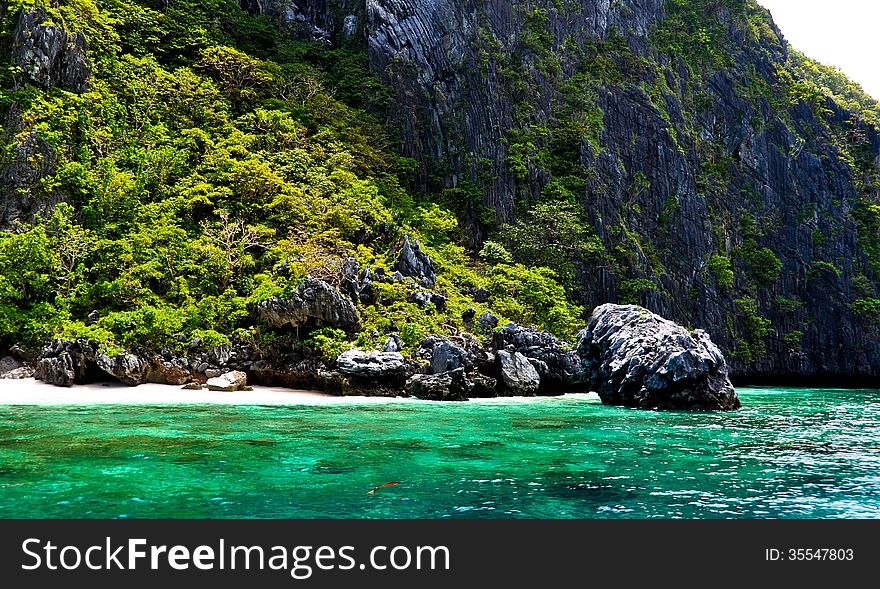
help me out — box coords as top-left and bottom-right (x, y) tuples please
(262, 0), (880, 384)
(1, 4), (91, 227)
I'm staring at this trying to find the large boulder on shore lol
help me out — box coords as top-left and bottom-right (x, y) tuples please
(496, 350), (541, 396)
(0, 355), (33, 379)
(256, 277), (360, 332)
(145, 356), (191, 385)
(336, 350), (410, 379)
(34, 339), (101, 387)
(405, 368), (470, 401)
(206, 370), (248, 392)
(493, 323), (588, 393)
(331, 349), (414, 395)
(577, 304), (740, 411)
(96, 352), (148, 386)
(405, 368), (498, 401)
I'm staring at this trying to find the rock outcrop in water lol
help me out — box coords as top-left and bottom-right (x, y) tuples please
(577, 304), (740, 411)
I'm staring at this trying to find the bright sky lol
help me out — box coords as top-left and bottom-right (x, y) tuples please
(757, 0), (880, 99)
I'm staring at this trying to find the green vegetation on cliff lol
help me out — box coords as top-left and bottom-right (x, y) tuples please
(0, 0), (582, 358)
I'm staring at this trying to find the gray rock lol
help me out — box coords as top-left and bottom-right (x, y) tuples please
(342, 14), (358, 38)
(206, 370), (248, 392)
(256, 277), (360, 332)
(470, 288), (490, 303)
(336, 349), (410, 379)
(204, 368), (222, 378)
(0, 107), (59, 228)
(1, 366), (35, 379)
(11, 7), (92, 93)
(405, 368), (470, 401)
(182, 382), (203, 391)
(34, 339), (99, 387)
(209, 344), (234, 366)
(395, 236), (436, 287)
(35, 355), (75, 387)
(0, 356), (22, 375)
(407, 290), (432, 307)
(479, 312), (499, 332)
(467, 373), (498, 398)
(86, 310), (100, 326)
(405, 368), (498, 400)
(493, 323), (588, 393)
(496, 350), (540, 396)
(96, 352), (148, 387)
(430, 340), (471, 374)
(577, 305), (740, 411)
(381, 333), (403, 353)
(0, 353), (32, 379)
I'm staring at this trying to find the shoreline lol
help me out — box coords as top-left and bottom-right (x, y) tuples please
(0, 378), (601, 406)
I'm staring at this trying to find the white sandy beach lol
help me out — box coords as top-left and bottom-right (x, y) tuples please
(0, 378), (407, 406)
(0, 378), (600, 406)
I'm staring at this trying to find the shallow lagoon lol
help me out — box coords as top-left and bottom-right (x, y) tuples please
(1, 387), (878, 518)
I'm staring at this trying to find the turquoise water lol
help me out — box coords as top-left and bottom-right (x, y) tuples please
(0, 388), (879, 519)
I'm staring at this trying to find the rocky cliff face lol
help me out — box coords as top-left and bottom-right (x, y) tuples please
(268, 0), (880, 384)
(1, 5), (91, 228)
(365, 0), (665, 226)
(240, 0), (363, 43)
(10, 6), (91, 93)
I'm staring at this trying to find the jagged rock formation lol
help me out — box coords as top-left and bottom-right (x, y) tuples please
(405, 368), (469, 401)
(578, 304), (740, 411)
(395, 236), (437, 287)
(26, 310), (737, 411)
(35, 340), (196, 387)
(11, 7), (92, 93)
(336, 349), (407, 376)
(274, 0), (880, 384)
(365, 0), (664, 224)
(145, 356), (191, 386)
(492, 322), (588, 393)
(0, 103), (62, 228)
(405, 367), (497, 401)
(34, 339), (102, 387)
(496, 349), (541, 396)
(96, 352), (148, 387)
(256, 277), (360, 332)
